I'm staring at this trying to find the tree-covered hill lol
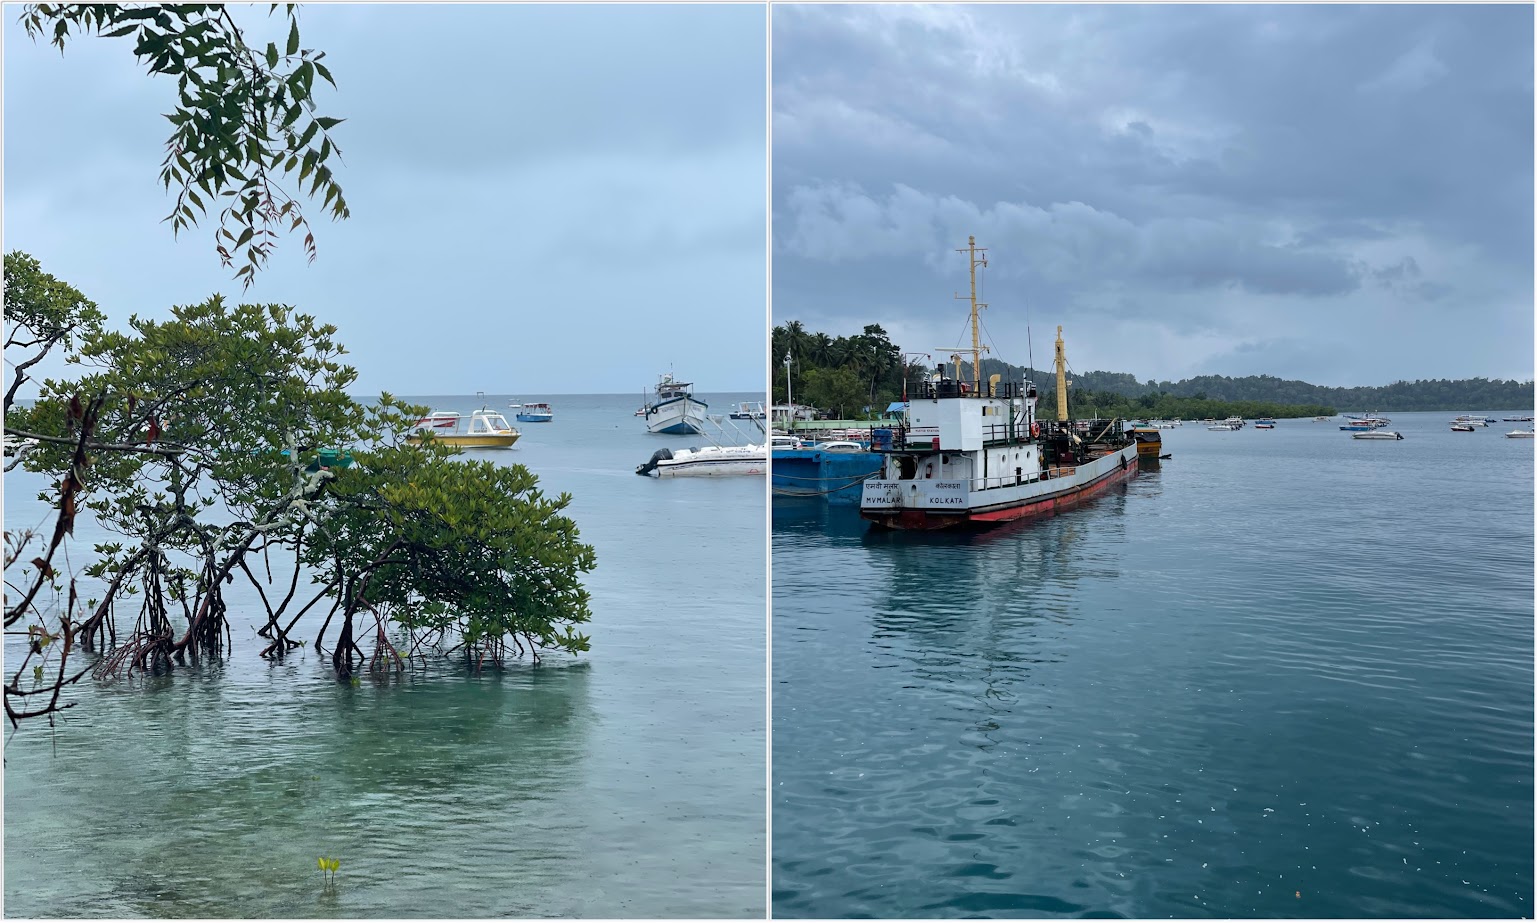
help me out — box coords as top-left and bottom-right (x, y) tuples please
(773, 322), (1534, 416)
(971, 357), (1533, 413)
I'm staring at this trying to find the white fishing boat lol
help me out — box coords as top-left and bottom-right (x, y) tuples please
(1505, 429), (1534, 439)
(634, 443), (767, 477)
(1451, 415), (1489, 427)
(1451, 423), (1476, 432)
(860, 237), (1140, 531)
(641, 373), (708, 435)
(1352, 430), (1403, 440)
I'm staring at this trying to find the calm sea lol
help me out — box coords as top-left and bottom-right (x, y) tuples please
(772, 411), (1534, 918)
(4, 392), (766, 918)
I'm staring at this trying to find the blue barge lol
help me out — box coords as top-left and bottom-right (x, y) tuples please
(771, 447), (882, 505)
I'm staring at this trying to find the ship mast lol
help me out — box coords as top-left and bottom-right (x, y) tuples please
(954, 236), (989, 393)
(1055, 325), (1069, 422)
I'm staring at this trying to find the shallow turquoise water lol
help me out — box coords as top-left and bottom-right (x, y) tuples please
(5, 393), (766, 918)
(772, 411), (1533, 918)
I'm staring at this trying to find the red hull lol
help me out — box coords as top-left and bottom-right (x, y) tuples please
(865, 453), (1137, 531)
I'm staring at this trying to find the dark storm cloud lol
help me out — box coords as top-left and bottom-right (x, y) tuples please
(773, 4), (1533, 385)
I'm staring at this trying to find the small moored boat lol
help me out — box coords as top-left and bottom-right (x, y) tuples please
(641, 373), (708, 435)
(635, 443), (767, 477)
(1450, 423), (1476, 432)
(1505, 429), (1534, 439)
(1127, 422), (1164, 457)
(513, 401), (553, 423)
(408, 406), (521, 448)
(280, 447), (356, 470)
(1352, 430), (1403, 440)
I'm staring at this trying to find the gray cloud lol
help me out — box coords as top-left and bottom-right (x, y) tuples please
(773, 4), (1533, 385)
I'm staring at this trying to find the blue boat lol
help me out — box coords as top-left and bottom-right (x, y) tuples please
(772, 443), (882, 505)
(512, 401), (553, 423)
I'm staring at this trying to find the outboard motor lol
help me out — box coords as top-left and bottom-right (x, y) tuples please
(635, 447), (674, 476)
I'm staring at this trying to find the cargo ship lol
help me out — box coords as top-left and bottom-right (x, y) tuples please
(859, 237), (1139, 531)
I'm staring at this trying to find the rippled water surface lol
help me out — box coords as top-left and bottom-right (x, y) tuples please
(6, 393), (766, 918)
(772, 412), (1533, 918)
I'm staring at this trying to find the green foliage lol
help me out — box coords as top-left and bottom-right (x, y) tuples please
(7, 261), (598, 689)
(13, 296), (365, 539)
(772, 322), (908, 412)
(3, 251), (107, 411)
(304, 399), (597, 663)
(774, 318), (1533, 416)
(8, 293), (370, 674)
(18, 3), (349, 287)
(978, 358), (1531, 413)
(317, 856), (339, 884)
(1040, 388), (1335, 421)
(799, 367), (867, 419)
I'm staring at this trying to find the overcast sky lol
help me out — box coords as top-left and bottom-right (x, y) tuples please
(773, 5), (1534, 387)
(6, 4), (766, 396)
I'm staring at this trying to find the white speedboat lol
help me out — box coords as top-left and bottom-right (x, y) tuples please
(1352, 430), (1403, 440)
(1451, 423), (1477, 432)
(729, 401), (766, 420)
(635, 443), (766, 477)
(1451, 415), (1489, 427)
(1505, 429), (1534, 439)
(641, 373), (708, 435)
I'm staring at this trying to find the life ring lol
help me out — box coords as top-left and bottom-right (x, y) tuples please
(1030, 422), (1040, 439)
(925, 463), (934, 479)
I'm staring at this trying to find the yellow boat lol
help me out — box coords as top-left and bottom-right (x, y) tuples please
(1127, 422), (1163, 458)
(407, 406), (521, 449)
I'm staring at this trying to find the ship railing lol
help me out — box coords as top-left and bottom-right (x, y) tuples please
(911, 379), (1031, 401)
(969, 471), (1042, 491)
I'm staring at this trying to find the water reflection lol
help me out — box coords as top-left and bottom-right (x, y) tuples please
(772, 497), (871, 541)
